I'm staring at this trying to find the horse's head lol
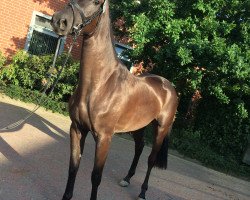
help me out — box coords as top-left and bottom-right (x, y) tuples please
(51, 0), (106, 36)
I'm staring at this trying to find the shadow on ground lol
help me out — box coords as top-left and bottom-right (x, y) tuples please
(0, 102), (68, 140)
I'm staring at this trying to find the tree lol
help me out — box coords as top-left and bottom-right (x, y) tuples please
(110, 0), (250, 162)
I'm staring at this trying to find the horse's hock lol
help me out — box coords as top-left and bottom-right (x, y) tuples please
(243, 134), (250, 165)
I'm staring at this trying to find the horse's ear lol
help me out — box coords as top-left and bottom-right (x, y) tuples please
(102, 0), (107, 13)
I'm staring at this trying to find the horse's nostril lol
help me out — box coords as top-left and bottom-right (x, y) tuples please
(59, 18), (68, 31)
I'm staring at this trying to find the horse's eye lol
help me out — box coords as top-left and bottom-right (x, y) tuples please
(94, 0), (100, 5)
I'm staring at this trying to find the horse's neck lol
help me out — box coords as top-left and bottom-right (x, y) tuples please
(78, 4), (118, 94)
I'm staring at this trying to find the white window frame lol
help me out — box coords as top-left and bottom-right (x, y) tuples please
(24, 11), (66, 54)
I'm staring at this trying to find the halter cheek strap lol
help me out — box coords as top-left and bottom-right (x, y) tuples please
(69, 0), (87, 24)
(68, 0), (106, 36)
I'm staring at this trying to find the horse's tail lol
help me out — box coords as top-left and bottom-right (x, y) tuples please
(154, 135), (169, 169)
(154, 123), (173, 169)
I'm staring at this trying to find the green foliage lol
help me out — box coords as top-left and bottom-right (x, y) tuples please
(110, 0), (250, 172)
(196, 97), (249, 159)
(0, 50), (78, 115)
(0, 51), (6, 68)
(1, 84), (68, 115)
(0, 50), (79, 102)
(171, 127), (250, 179)
(111, 0), (250, 96)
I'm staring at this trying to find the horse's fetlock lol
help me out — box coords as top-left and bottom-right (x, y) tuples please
(141, 183), (148, 191)
(128, 170), (135, 177)
(91, 171), (102, 185)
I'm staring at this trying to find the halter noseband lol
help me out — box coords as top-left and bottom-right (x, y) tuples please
(68, 0), (106, 36)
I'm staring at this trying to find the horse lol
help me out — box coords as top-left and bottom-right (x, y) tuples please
(51, 1), (178, 200)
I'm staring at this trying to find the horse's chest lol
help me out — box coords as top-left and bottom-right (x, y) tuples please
(69, 97), (92, 130)
(69, 86), (122, 132)
(68, 96), (102, 131)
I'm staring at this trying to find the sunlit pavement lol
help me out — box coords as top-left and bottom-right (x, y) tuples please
(0, 94), (249, 200)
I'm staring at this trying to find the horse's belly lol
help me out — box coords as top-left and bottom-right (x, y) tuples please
(114, 104), (159, 133)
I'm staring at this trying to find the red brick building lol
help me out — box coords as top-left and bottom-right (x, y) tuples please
(0, 0), (82, 59)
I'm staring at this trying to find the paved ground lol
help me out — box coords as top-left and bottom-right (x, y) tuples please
(0, 94), (249, 200)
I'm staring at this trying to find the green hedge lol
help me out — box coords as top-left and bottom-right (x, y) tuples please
(0, 50), (79, 103)
(171, 127), (250, 179)
(0, 50), (80, 116)
(0, 84), (68, 116)
(0, 52), (6, 67)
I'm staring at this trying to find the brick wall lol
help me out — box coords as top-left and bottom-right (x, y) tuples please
(0, 0), (82, 59)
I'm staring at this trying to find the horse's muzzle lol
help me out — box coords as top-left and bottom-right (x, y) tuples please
(51, 12), (71, 36)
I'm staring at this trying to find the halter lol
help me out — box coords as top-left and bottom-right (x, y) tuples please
(68, 0), (106, 36)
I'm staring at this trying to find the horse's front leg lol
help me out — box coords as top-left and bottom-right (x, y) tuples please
(62, 123), (88, 200)
(90, 134), (112, 200)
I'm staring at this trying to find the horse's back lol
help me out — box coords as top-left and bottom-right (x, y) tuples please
(138, 73), (177, 105)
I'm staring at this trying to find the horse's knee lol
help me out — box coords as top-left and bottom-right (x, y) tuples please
(69, 161), (80, 175)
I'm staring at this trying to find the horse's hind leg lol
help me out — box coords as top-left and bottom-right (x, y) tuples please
(62, 123), (88, 200)
(138, 121), (172, 200)
(119, 128), (145, 187)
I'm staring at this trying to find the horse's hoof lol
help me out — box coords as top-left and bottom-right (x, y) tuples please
(137, 198), (145, 200)
(119, 179), (130, 187)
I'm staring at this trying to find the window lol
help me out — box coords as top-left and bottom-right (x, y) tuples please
(115, 43), (133, 70)
(25, 11), (65, 55)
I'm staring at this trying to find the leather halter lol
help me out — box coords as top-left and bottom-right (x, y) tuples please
(68, 0), (106, 36)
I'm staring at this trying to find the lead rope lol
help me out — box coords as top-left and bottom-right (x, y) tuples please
(0, 36), (78, 131)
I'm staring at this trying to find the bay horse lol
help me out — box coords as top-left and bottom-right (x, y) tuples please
(51, 0), (178, 200)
